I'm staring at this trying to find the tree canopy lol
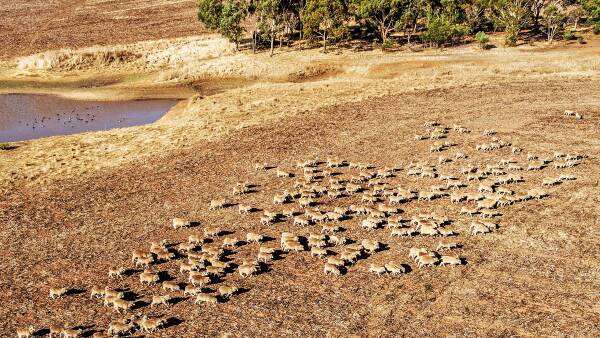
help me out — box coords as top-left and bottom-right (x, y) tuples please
(197, 0), (595, 53)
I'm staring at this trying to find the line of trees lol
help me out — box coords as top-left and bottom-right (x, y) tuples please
(198, 0), (600, 53)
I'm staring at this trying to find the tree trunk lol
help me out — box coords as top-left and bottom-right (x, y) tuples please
(322, 31), (327, 53)
(252, 31), (256, 54)
(270, 34), (274, 57)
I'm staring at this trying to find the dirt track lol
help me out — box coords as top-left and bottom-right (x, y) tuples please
(2, 79), (599, 336)
(0, 0), (201, 58)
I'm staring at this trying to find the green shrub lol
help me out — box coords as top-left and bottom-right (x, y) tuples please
(594, 22), (600, 34)
(423, 14), (468, 47)
(0, 143), (13, 150)
(474, 31), (489, 49)
(563, 28), (574, 40)
(382, 38), (394, 50)
(577, 36), (585, 44)
(504, 29), (518, 47)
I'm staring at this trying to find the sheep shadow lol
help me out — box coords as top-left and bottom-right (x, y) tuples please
(33, 329), (50, 337)
(261, 235), (276, 243)
(332, 226), (347, 233)
(132, 300), (150, 310)
(189, 221), (202, 228)
(72, 324), (95, 331)
(235, 287), (251, 296)
(170, 297), (188, 306)
(122, 290), (141, 301)
(123, 268), (142, 277)
(223, 263), (238, 274)
(158, 271), (175, 282)
(219, 230), (236, 236)
(257, 262), (272, 275)
(163, 317), (185, 329)
(65, 288), (86, 297)
(218, 287), (251, 303)
(82, 329), (103, 337)
(270, 217), (286, 225)
(223, 202), (238, 209)
(401, 264), (413, 274)
(221, 248), (236, 257)
(271, 250), (287, 261)
(374, 243), (390, 253)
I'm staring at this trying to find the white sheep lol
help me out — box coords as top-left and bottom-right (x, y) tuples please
(195, 293), (218, 305)
(324, 263), (341, 276)
(218, 285), (239, 299)
(439, 255), (462, 267)
(541, 177), (560, 186)
(436, 240), (458, 251)
(150, 295), (171, 308)
(209, 199), (227, 210)
(16, 326), (35, 338)
(470, 221), (490, 235)
(222, 237), (239, 248)
(162, 281), (180, 292)
(329, 235), (347, 246)
(255, 163), (268, 171)
(172, 217), (191, 229)
(238, 263), (258, 278)
(390, 228), (414, 237)
(108, 267), (126, 279)
(293, 216), (310, 227)
(257, 251), (272, 263)
(369, 264), (387, 276)
(311, 247), (328, 258)
(246, 232), (263, 244)
(49, 287), (68, 299)
(417, 255), (438, 268)
(384, 262), (406, 275)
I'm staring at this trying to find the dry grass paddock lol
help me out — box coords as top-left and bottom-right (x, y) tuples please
(1, 9), (600, 335)
(1, 78), (599, 336)
(2, 35), (600, 191)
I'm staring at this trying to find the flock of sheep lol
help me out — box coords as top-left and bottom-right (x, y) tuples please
(18, 115), (586, 337)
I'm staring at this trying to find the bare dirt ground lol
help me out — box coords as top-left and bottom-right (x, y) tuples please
(1, 78), (599, 336)
(0, 0), (201, 58)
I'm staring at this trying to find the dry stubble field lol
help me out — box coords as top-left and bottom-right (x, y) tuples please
(1, 78), (600, 336)
(1, 1), (600, 335)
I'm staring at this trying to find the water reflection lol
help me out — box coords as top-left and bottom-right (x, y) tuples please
(0, 94), (178, 142)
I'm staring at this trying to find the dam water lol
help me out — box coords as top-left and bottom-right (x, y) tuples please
(0, 94), (178, 142)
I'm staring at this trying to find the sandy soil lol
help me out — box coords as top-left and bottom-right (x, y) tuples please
(1, 77), (599, 336)
(0, 0), (202, 58)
